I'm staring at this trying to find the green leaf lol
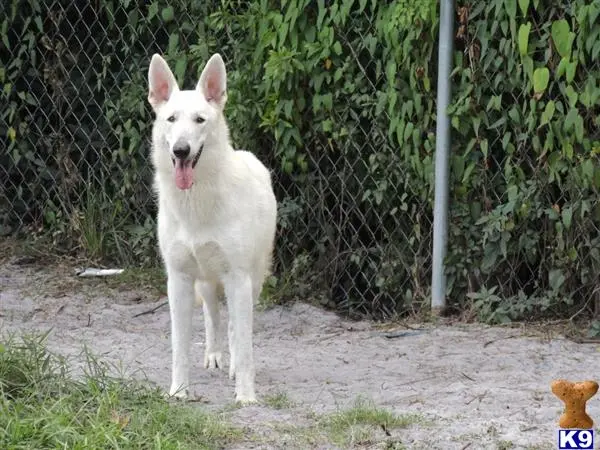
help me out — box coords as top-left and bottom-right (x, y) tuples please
(533, 67), (549, 94)
(148, 2), (158, 20)
(566, 61), (577, 83)
(174, 57), (187, 85)
(396, 120), (405, 146)
(556, 57), (569, 79)
(589, 4), (600, 27)
(522, 55), (534, 81)
(481, 139), (489, 158)
(453, 155), (465, 180)
(322, 93), (333, 110)
(168, 33), (179, 54)
(473, 116), (481, 136)
(563, 142), (573, 160)
(482, 247), (499, 272)
(551, 19), (572, 58)
(385, 60), (396, 82)
(582, 159), (594, 181)
(518, 0), (529, 15)
(518, 22), (531, 56)
(564, 85), (578, 107)
(404, 122), (414, 143)
(508, 106), (520, 123)
(463, 162), (476, 184)
(563, 108), (579, 131)
(161, 6), (174, 22)
(540, 100), (555, 126)
(317, 0), (326, 30)
(1, 26), (9, 50)
(505, 0), (517, 20)
(451, 116), (460, 130)
(564, 108), (578, 131)
(549, 269), (566, 291)
(502, 132), (511, 149)
(593, 41), (600, 62)
(332, 41), (342, 55)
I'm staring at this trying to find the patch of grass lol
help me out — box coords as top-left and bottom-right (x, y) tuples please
(257, 275), (284, 309)
(272, 398), (423, 448)
(0, 333), (241, 449)
(263, 391), (295, 409)
(319, 397), (423, 447)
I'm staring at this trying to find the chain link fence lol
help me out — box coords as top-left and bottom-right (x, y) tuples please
(1, 0), (599, 321)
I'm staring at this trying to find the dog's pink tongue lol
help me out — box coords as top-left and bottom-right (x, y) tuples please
(174, 160), (193, 190)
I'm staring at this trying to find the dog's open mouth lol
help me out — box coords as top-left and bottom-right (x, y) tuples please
(172, 149), (202, 190)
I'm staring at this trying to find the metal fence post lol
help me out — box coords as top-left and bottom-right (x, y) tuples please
(431, 0), (455, 314)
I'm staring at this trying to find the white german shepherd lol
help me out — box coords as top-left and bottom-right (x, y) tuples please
(147, 53), (277, 404)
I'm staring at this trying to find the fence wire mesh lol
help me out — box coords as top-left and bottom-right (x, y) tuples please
(446, 1), (600, 323)
(1, 0), (599, 321)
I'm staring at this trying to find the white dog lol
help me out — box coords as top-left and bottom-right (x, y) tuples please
(147, 53), (277, 404)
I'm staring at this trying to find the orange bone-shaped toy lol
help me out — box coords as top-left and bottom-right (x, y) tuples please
(551, 379), (598, 429)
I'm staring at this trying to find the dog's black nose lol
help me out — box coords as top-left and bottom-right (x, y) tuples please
(173, 143), (190, 159)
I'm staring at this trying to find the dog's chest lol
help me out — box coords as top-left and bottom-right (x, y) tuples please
(158, 182), (246, 280)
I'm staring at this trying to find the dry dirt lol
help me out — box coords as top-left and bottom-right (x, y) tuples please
(1, 251), (600, 450)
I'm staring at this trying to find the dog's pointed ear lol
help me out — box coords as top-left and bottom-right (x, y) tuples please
(196, 53), (227, 109)
(148, 54), (178, 111)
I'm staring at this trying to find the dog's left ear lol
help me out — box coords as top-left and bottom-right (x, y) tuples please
(197, 54), (227, 109)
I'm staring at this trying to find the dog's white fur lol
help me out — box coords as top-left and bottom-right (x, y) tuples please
(147, 53), (277, 404)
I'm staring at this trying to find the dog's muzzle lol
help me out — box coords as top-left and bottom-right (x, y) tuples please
(171, 144), (203, 168)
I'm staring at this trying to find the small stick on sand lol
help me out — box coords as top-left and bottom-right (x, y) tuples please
(133, 301), (168, 318)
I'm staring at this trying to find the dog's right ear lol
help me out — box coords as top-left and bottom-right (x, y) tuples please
(148, 54), (178, 111)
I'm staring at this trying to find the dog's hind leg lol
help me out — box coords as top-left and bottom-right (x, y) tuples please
(197, 281), (223, 370)
(228, 316), (235, 380)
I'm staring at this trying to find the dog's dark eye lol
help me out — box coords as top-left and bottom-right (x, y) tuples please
(195, 116), (205, 124)
(167, 115), (176, 122)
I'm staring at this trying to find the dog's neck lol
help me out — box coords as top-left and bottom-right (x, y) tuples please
(196, 115), (234, 170)
(204, 114), (232, 154)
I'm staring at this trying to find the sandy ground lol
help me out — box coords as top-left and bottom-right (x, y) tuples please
(1, 252), (600, 450)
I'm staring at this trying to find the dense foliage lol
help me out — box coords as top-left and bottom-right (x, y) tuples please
(1, 0), (598, 321)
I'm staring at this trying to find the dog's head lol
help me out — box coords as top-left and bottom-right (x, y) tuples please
(147, 53), (228, 190)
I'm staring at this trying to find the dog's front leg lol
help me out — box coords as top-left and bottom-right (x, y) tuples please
(167, 271), (195, 399)
(223, 272), (256, 404)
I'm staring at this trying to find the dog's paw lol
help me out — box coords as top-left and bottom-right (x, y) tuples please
(204, 351), (223, 370)
(235, 392), (258, 406)
(167, 388), (189, 401)
(168, 382), (190, 400)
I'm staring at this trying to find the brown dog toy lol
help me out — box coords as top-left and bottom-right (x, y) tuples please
(551, 379), (599, 429)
